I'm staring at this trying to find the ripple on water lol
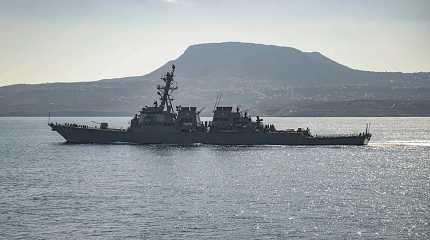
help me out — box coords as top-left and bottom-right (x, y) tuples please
(0, 117), (429, 239)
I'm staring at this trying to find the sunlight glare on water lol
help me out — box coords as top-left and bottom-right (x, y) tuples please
(0, 117), (429, 239)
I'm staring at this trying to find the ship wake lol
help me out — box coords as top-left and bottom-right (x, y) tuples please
(370, 140), (430, 147)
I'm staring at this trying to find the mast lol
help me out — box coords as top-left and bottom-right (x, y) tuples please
(156, 64), (177, 113)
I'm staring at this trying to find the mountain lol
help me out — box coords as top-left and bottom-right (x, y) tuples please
(1, 42), (429, 116)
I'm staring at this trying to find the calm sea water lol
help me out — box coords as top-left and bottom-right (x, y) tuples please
(0, 117), (429, 239)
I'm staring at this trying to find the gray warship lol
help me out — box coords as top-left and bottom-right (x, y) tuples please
(49, 65), (372, 145)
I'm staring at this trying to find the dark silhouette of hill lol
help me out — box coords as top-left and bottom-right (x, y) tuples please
(1, 42), (429, 116)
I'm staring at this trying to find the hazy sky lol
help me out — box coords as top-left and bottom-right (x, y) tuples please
(0, 0), (429, 86)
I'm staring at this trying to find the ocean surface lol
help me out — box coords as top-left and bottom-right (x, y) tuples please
(0, 117), (429, 239)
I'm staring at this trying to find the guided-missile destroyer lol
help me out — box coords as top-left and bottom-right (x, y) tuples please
(49, 65), (372, 145)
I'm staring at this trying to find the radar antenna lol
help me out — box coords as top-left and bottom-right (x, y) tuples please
(156, 64), (177, 113)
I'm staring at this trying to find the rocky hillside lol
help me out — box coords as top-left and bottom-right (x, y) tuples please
(1, 42), (429, 116)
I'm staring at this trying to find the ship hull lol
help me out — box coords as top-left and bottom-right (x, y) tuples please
(204, 132), (370, 145)
(50, 125), (371, 146)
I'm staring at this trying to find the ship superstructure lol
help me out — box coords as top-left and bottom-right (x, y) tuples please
(49, 65), (371, 145)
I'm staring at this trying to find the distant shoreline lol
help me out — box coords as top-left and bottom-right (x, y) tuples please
(1, 115), (430, 118)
